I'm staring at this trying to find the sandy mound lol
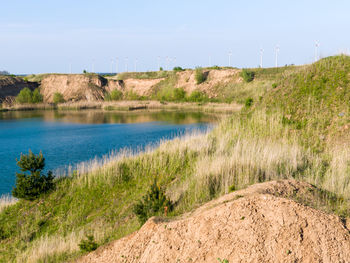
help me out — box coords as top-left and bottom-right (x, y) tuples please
(78, 180), (350, 263)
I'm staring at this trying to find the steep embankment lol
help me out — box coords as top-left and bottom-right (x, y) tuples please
(40, 74), (123, 102)
(37, 69), (242, 102)
(1, 68), (268, 104)
(175, 68), (241, 97)
(79, 180), (350, 263)
(263, 55), (350, 142)
(0, 76), (38, 101)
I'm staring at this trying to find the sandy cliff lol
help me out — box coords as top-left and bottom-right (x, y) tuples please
(40, 74), (123, 102)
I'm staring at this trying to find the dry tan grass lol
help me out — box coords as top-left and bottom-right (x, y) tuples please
(0, 195), (17, 212)
(16, 223), (116, 263)
(57, 100), (242, 113)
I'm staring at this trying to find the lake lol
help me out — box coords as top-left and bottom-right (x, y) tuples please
(0, 110), (218, 196)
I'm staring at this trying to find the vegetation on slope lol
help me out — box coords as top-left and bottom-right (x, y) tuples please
(1, 56), (350, 262)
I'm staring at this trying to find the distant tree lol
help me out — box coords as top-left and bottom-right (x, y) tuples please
(53, 92), (65, 104)
(83, 70), (87, 74)
(16, 88), (33, 104)
(159, 67), (163, 71)
(16, 88), (43, 104)
(12, 151), (55, 200)
(32, 88), (43, 103)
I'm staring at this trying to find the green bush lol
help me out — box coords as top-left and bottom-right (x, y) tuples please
(124, 90), (146, 100)
(195, 67), (207, 84)
(16, 88), (43, 104)
(105, 90), (123, 101)
(187, 90), (208, 102)
(12, 151), (55, 200)
(53, 92), (65, 104)
(78, 235), (98, 252)
(32, 89), (43, 103)
(245, 97), (253, 107)
(16, 88), (33, 104)
(173, 66), (184, 72)
(173, 88), (186, 101)
(133, 179), (173, 224)
(241, 69), (255, 82)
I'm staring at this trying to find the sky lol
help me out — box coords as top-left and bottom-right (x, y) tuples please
(0, 0), (350, 74)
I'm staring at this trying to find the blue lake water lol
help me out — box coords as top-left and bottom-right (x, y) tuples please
(0, 110), (217, 196)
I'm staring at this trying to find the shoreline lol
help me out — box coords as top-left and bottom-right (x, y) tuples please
(1, 100), (243, 113)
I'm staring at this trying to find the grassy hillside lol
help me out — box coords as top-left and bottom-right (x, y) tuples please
(1, 56), (350, 262)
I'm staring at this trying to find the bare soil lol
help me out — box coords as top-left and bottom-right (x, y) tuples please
(78, 180), (350, 263)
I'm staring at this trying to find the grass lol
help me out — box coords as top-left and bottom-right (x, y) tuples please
(2, 55), (350, 262)
(0, 195), (17, 213)
(114, 71), (173, 80)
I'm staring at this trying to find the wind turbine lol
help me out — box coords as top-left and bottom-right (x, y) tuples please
(260, 48), (264, 68)
(116, 57), (119, 73)
(125, 57), (128, 72)
(315, 41), (320, 62)
(166, 56), (169, 70)
(228, 51), (232, 67)
(110, 59), (114, 74)
(134, 58), (138, 72)
(275, 45), (280, 67)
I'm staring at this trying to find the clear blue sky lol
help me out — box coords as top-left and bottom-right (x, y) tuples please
(1, 0), (349, 74)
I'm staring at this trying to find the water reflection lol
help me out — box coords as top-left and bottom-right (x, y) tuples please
(0, 110), (222, 125)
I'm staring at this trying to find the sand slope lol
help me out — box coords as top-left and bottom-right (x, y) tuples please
(78, 180), (350, 263)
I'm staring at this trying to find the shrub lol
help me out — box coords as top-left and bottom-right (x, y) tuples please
(16, 88), (42, 104)
(105, 90), (123, 101)
(53, 92), (65, 104)
(16, 88), (33, 104)
(124, 90), (144, 100)
(272, 83), (278, 89)
(195, 67), (207, 84)
(245, 97), (253, 107)
(173, 66), (184, 72)
(241, 69), (255, 82)
(133, 179), (173, 224)
(78, 235), (98, 252)
(187, 90), (208, 102)
(12, 151), (55, 200)
(32, 88), (43, 103)
(173, 88), (186, 101)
